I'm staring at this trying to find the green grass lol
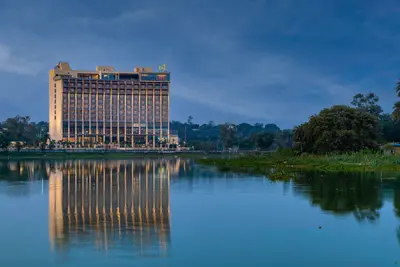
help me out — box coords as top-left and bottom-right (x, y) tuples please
(197, 150), (400, 173)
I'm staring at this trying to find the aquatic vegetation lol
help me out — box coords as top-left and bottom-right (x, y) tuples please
(268, 171), (296, 181)
(198, 150), (400, 172)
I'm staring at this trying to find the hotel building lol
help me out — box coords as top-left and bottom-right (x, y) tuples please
(49, 62), (170, 147)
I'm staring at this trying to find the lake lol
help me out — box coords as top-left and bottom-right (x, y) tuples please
(0, 158), (400, 266)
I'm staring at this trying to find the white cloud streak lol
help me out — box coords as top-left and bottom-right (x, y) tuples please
(0, 44), (42, 76)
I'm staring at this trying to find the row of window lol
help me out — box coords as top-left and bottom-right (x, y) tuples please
(63, 84), (169, 90)
(63, 101), (168, 105)
(63, 95), (168, 101)
(63, 108), (168, 113)
(62, 90), (169, 96)
(63, 118), (168, 122)
(63, 82), (168, 87)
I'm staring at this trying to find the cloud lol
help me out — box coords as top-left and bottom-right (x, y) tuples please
(71, 9), (156, 26)
(0, 44), (42, 76)
(0, 0), (398, 127)
(171, 51), (357, 125)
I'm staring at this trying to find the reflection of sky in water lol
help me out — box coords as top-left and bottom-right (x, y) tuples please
(0, 160), (400, 266)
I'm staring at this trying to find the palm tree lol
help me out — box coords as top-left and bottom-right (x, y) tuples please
(392, 81), (400, 121)
(393, 102), (400, 121)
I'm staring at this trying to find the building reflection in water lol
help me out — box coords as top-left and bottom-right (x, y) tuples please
(48, 159), (172, 257)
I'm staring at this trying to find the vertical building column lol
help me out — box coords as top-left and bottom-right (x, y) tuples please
(96, 84), (99, 144)
(75, 91), (77, 146)
(167, 83), (170, 144)
(138, 86), (141, 135)
(152, 84), (156, 149)
(117, 86), (120, 145)
(81, 84), (85, 146)
(102, 91), (106, 144)
(124, 90), (127, 145)
(89, 87), (92, 137)
(67, 91), (70, 142)
(145, 84), (148, 147)
(159, 84), (163, 145)
(110, 88), (113, 144)
(131, 89), (134, 147)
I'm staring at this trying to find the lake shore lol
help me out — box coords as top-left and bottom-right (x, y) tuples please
(197, 151), (400, 173)
(0, 150), (212, 160)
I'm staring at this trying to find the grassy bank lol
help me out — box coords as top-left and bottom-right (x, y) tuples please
(0, 151), (211, 160)
(197, 150), (400, 173)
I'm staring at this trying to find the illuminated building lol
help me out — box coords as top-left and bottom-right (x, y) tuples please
(49, 62), (171, 147)
(48, 159), (171, 255)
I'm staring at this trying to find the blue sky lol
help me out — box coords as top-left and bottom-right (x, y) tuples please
(0, 0), (399, 128)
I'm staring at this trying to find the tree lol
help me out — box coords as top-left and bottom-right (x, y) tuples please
(1, 116), (37, 145)
(49, 140), (56, 150)
(252, 132), (275, 150)
(392, 81), (400, 121)
(15, 141), (23, 152)
(220, 123), (237, 149)
(294, 105), (380, 154)
(351, 93), (383, 117)
(0, 133), (9, 151)
(276, 129), (293, 148)
(187, 116), (194, 125)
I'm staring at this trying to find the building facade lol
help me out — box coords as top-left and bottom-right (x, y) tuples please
(49, 62), (170, 147)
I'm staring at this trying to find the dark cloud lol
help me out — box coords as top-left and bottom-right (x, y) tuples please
(0, 0), (399, 128)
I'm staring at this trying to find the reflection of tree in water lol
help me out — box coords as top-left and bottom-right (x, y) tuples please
(293, 171), (382, 223)
(0, 160), (51, 197)
(390, 182), (400, 246)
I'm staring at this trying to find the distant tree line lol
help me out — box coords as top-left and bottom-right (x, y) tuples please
(3, 80), (400, 154)
(170, 118), (293, 151)
(0, 115), (290, 151)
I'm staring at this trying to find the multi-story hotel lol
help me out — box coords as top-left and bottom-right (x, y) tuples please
(49, 62), (170, 147)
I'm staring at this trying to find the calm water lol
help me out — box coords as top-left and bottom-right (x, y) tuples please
(1, 158), (400, 266)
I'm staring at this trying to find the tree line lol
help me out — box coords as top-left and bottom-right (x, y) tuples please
(293, 84), (400, 154)
(0, 116), (49, 151)
(0, 115), (291, 151)
(170, 118), (293, 151)
(2, 81), (400, 153)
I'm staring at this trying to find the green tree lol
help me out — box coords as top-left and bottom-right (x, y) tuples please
(1, 116), (37, 145)
(294, 105), (380, 154)
(252, 132), (275, 150)
(187, 116), (194, 125)
(220, 123), (237, 149)
(0, 133), (9, 151)
(15, 141), (23, 152)
(351, 93), (383, 116)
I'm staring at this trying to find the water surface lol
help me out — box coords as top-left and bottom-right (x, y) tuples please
(0, 159), (400, 266)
